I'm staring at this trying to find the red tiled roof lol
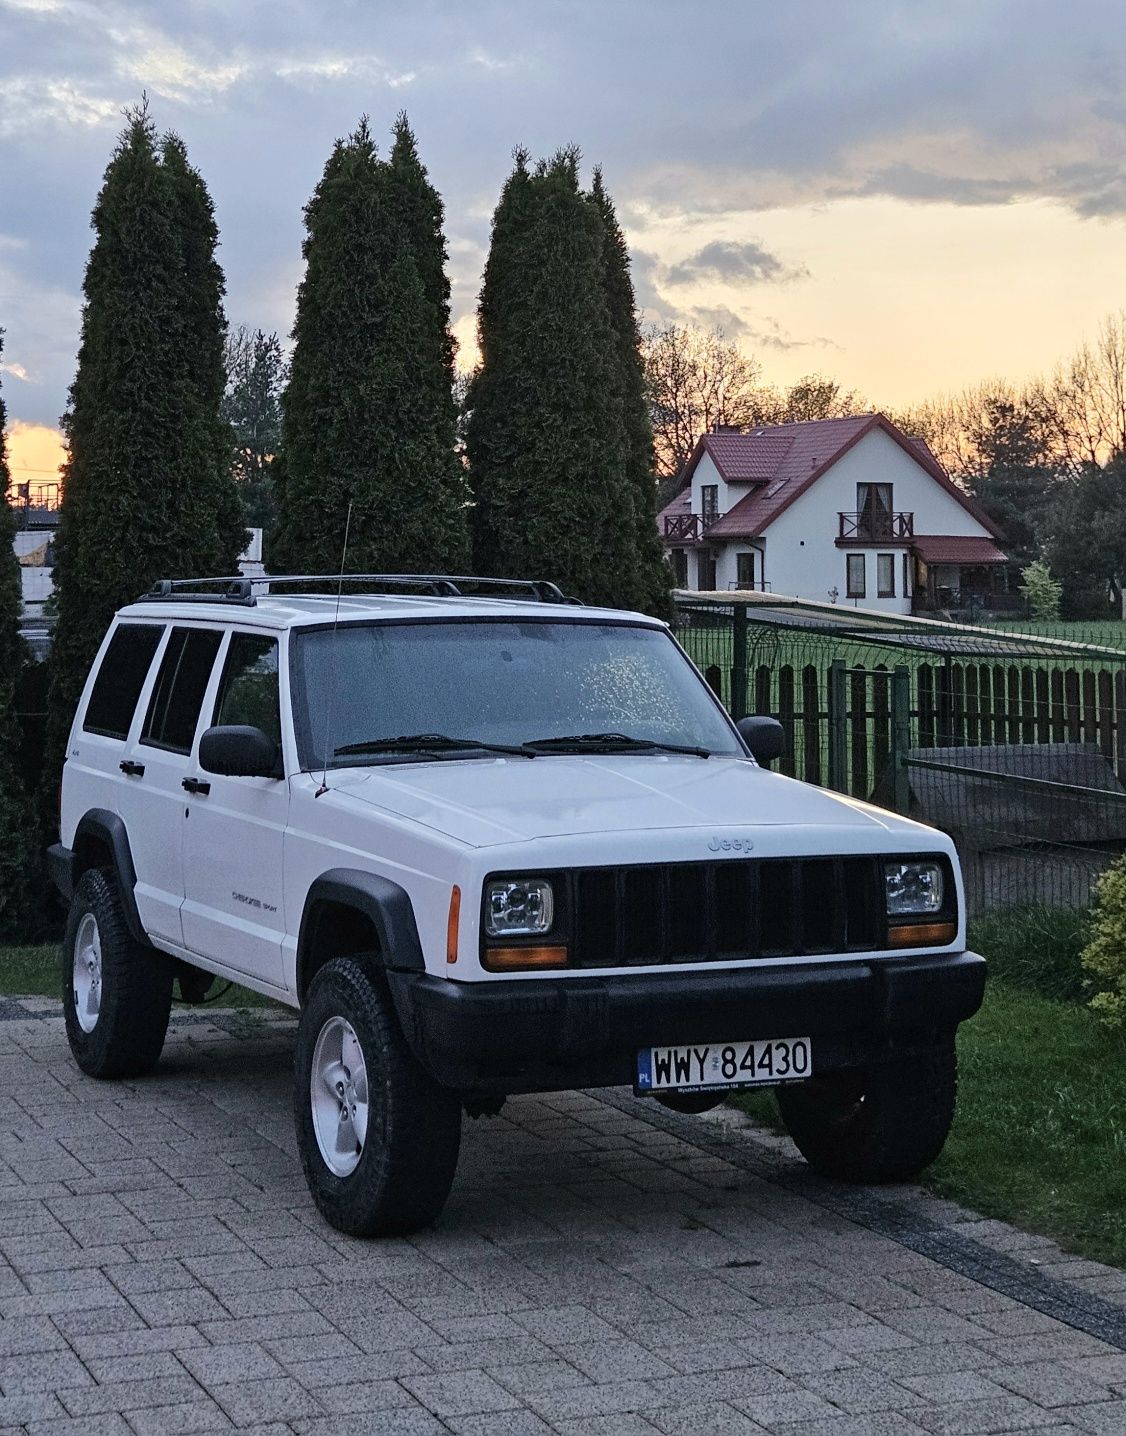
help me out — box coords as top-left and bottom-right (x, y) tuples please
(912, 535), (1008, 565)
(661, 414), (1003, 542)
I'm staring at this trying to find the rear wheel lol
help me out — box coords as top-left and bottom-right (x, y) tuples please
(294, 957), (462, 1237)
(62, 868), (173, 1078)
(776, 1038), (956, 1183)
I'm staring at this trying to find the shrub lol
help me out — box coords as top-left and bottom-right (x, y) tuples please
(1082, 856), (1126, 1027)
(1019, 559), (1063, 622)
(969, 904), (1089, 1003)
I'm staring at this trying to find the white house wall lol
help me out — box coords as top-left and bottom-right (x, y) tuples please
(749, 428), (992, 615)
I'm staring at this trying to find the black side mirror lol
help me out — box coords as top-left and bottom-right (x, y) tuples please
(736, 715), (785, 766)
(198, 725), (280, 779)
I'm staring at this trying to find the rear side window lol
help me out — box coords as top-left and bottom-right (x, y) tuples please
(141, 627), (223, 754)
(213, 635), (281, 746)
(83, 624), (163, 740)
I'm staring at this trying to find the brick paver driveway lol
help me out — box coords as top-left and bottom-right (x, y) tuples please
(3, 1003), (1126, 1436)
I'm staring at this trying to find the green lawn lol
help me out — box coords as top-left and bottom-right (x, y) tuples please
(0, 944), (280, 1009)
(735, 980), (1126, 1269)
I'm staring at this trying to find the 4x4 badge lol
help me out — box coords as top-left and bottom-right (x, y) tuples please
(708, 836), (754, 853)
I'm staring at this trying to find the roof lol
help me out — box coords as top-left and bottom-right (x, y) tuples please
(912, 535), (1008, 565)
(656, 414), (1004, 542)
(116, 591), (656, 631)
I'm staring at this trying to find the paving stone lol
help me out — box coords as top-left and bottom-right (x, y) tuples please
(61, 1377), (207, 1419)
(990, 1362), (1116, 1408)
(179, 1342), (288, 1385)
(401, 1370), (522, 1418)
(0, 1348), (93, 1394)
(25, 1416), (135, 1436)
(646, 1400), (768, 1434)
(210, 1377), (326, 1425)
(122, 1398), (236, 1435)
(911, 1393), (1065, 1432)
(446, 1412), (555, 1435)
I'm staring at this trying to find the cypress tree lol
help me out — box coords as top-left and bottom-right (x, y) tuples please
(589, 168), (672, 618)
(44, 109), (245, 794)
(466, 150), (639, 607)
(0, 335), (37, 939)
(273, 117), (468, 575)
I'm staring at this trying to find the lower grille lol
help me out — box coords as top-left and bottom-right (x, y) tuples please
(569, 857), (882, 967)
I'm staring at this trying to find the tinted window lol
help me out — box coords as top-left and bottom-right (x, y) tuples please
(214, 635), (281, 746)
(83, 624), (163, 739)
(142, 627), (222, 753)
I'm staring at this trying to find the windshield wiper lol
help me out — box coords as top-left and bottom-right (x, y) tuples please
(524, 731), (711, 758)
(334, 733), (537, 759)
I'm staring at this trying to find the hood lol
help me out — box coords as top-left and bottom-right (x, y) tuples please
(325, 754), (915, 849)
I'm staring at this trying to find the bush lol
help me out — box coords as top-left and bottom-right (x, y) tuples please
(1082, 857), (1126, 1027)
(1019, 559), (1063, 622)
(968, 904), (1089, 1003)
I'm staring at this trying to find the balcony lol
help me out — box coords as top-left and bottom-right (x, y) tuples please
(838, 510), (914, 541)
(663, 511), (724, 542)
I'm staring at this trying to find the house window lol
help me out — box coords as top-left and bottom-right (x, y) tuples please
(671, 550), (688, 588)
(846, 553), (866, 599)
(857, 483), (893, 538)
(736, 551), (756, 590)
(877, 553), (895, 597)
(701, 485), (719, 525)
(902, 553), (911, 599)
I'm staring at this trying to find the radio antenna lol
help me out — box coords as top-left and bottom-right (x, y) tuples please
(315, 500), (353, 798)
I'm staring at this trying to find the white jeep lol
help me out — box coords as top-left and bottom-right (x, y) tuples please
(49, 575), (985, 1236)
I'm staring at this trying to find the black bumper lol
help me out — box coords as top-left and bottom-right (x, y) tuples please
(47, 843), (76, 903)
(388, 950), (986, 1096)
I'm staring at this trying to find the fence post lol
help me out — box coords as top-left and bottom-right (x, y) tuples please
(892, 664), (911, 814)
(828, 659), (847, 793)
(731, 603), (748, 721)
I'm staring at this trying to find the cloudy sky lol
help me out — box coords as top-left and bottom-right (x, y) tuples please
(2, 0), (1125, 486)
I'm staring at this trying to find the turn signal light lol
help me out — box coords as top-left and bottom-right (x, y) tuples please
(483, 944), (569, 972)
(887, 920), (957, 948)
(446, 886), (461, 964)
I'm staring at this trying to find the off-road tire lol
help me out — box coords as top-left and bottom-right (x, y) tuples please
(62, 868), (174, 1079)
(776, 1038), (957, 1183)
(294, 957), (462, 1237)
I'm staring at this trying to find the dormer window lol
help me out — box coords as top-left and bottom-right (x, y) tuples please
(701, 485), (719, 524)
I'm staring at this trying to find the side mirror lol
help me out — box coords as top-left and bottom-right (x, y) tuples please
(736, 715), (785, 766)
(198, 725), (280, 779)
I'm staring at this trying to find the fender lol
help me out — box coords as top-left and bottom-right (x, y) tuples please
(52, 810), (146, 945)
(298, 868), (425, 996)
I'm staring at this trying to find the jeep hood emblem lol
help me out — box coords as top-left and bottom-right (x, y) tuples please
(708, 835), (754, 853)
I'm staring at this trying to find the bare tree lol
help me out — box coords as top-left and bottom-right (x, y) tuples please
(642, 323), (769, 477)
(1032, 312), (1126, 472)
(777, 373), (867, 424)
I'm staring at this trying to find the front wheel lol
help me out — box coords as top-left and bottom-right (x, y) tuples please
(294, 957), (462, 1237)
(776, 1038), (957, 1183)
(62, 868), (173, 1078)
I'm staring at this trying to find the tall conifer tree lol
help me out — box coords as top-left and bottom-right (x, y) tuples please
(0, 335), (37, 938)
(466, 150), (640, 607)
(589, 169), (671, 617)
(44, 108), (245, 794)
(273, 117), (468, 574)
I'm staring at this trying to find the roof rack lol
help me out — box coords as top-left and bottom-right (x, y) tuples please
(135, 574), (573, 607)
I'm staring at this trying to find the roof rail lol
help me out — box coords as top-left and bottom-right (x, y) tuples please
(135, 575), (573, 607)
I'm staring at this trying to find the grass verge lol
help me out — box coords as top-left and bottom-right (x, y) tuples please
(0, 944), (281, 1010)
(735, 980), (1126, 1269)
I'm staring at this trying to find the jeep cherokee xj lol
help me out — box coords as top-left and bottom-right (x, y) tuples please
(49, 575), (985, 1236)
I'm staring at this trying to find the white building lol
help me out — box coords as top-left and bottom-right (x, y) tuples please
(657, 414), (1010, 617)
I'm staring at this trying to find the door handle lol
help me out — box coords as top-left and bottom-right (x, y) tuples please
(119, 760), (146, 777)
(181, 776), (211, 796)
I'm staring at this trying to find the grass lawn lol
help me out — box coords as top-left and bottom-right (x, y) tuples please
(735, 979), (1126, 1269)
(0, 944), (281, 1009)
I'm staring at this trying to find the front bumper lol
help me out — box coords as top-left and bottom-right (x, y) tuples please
(388, 950), (986, 1096)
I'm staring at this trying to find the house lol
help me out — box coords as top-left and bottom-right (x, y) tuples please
(657, 413), (1011, 616)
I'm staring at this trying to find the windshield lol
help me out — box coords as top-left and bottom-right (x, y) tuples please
(291, 620), (743, 769)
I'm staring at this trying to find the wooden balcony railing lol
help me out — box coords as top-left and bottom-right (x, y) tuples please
(663, 511), (724, 541)
(838, 510), (914, 541)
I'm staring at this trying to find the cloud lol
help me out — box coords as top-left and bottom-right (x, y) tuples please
(665, 239), (808, 287)
(1, 360), (30, 380)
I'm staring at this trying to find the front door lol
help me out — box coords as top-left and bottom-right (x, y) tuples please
(697, 550), (717, 591)
(180, 632), (289, 990)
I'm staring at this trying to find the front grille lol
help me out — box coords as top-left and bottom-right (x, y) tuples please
(567, 857), (882, 967)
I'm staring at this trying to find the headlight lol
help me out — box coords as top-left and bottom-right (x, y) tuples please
(885, 860), (944, 916)
(485, 878), (554, 937)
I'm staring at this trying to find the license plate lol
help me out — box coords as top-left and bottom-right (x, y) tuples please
(636, 1037), (812, 1094)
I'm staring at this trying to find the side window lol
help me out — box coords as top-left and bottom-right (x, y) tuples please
(213, 635), (281, 747)
(141, 627), (223, 754)
(83, 624), (163, 739)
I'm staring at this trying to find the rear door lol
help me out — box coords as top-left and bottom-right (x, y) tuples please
(117, 625), (223, 948)
(180, 631), (289, 988)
